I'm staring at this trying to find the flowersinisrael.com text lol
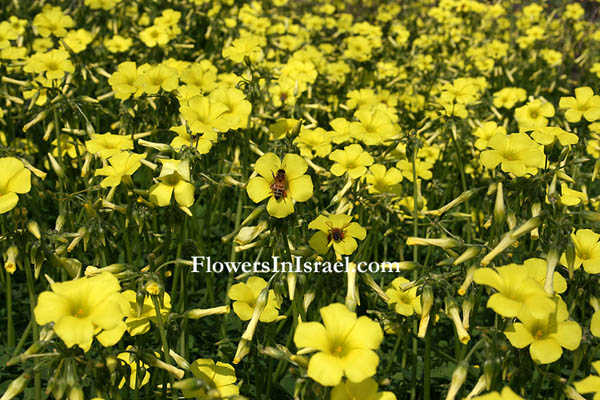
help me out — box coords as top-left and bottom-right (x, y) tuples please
(190, 256), (410, 274)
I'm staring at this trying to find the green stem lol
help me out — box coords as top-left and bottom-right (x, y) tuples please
(424, 326), (431, 400)
(411, 140), (419, 400)
(10, 319), (32, 359)
(23, 252), (41, 400)
(383, 331), (403, 377)
(152, 295), (177, 400)
(6, 270), (14, 347)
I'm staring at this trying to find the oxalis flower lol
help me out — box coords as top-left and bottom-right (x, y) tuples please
(246, 152), (313, 218)
(0, 157), (32, 214)
(34, 272), (127, 352)
(308, 214), (366, 256)
(473, 264), (555, 319)
(293, 303), (383, 387)
(504, 297), (581, 364)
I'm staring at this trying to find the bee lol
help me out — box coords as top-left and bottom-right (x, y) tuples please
(270, 169), (287, 200)
(326, 221), (349, 243)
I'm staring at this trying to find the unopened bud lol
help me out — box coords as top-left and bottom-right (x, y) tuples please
(565, 385), (587, 400)
(418, 285), (434, 338)
(494, 182), (505, 225)
(458, 266), (476, 296)
(185, 305), (230, 319)
(233, 339), (250, 364)
(406, 237), (458, 249)
(454, 247), (480, 266)
(137, 139), (172, 152)
(288, 271), (297, 301)
(241, 287), (269, 341)
(345, 263), (358, 311)
(68, 385), (84, 400)
(27, 221), (41, 240)
(445, 298), (470, 344)
(47, 153), (64, 178)
(483, 358), (499, 391)
(544, 248), (560, 295)
(506, 211), (517, 231)
(0, 372), (31, 400)
(446, 361), (468, 400)
(4, 245), (19, 274)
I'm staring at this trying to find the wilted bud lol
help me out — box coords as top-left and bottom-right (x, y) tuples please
(361, 273), (389, 302)
(303, 290), (315, 315)
(406, 237), (458, 249)
(566, 242), (576, 279)
(418, 284), (434, 338)
(445, 298), (470, 344)
(139, 352), (184, 378)
(530, 202), (542, 240)
(506, 211), (516, 231)
(136, 290), (146, 318)
(185, 305), (230, 319)
(547, 173), (558, 202)
(462, 298), (473, 329)
(590, 296), (600, 312)
(145, 280), (161, 296)
(581, 211), (600, 223)
(446, 361), (468, 400)
(494, 182), (505, 225)
(330, 177), (354, 206)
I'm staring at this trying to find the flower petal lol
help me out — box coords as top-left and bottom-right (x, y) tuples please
(246, 176), (272, 203)
(307, 352), (345, 387)
(288, 175), (313, 202)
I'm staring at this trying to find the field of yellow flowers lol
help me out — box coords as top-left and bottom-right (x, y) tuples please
(3, 0), (600, 399)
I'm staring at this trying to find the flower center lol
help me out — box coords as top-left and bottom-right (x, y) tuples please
(534, 329), (544, 340)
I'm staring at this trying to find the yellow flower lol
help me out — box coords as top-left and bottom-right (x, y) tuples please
(24, 49), (75, 80)
(559, 183), (587, 207)
(294, 303), (383, 387)
(473, 121), (507, 150)
(135, 63), (179, 95)
(121, 290), (171, 336)
(504, 297), (581, 364)
(0, 157), (31, 214)
(385, 277), (421, 316)
(149, 159), (195, 209)
(331, 378), (396, 400)
(117, 346), (151, 389)
(349, 109), (395, 145)
(559, 229), (600, 273)
(329, 144), (374, 179)
(85, 133), (134, 159)
(480, 133), (544, 177)
(515, 99), (555, 130)
(61, 29), (94, 53)
(396, 159), (433, 181)
(530, 126), (578, 146)
(293, 127), (332, 159)
(104, 35), (133, 53)
(492, 87), (527, 109)
(365, 164), (402, 194)
(308, 214), (366, 255)
(169, 125), (216, 154)
(269, 118), (300, 140)
(222, 35), (264, 63)
(473, 264), (555, 319)
(246, 152), (313, 218)
(574, 361), (600, 400)
(33, 272), (127, 352)
(181, 359), (239, 398)
(33, 6), (74, 38)
(559, 87), (600, 123)
(228, 277), (280, 322)
(108, 61), (139, 100)
(440, 77), (480, 104)
(180, 95), (230, 135)
(208, 87), (252, 131)
(95, 152), (144, 188)
(139, 25), (170, 47)
(522, 258), (567, 294)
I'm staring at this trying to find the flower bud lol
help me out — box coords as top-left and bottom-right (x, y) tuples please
(27, 221), (41, 240)
(287, 271), (297, 301)
(185, 305), (230, 319)
(446, 361), (468, 400)
(530, 202), (541, 240)
(465, 375), (486, 400)
(345, 263), (358, 312)
(241, 286), (269, 341)
(454, 247), (480, 266)
(233, 339), (250, 364)
(494, 181), (505, 225)
(68, 385), (84, 400)
(483, 358), (499, 391)
(0, 372), (31, 400)
(137, 139), (172, 152)
(544, 248), (559, 295)
(47, 153), (65, 178)
(445, 298), (470, 344)
(506, 210), (516, 231)
(106, 355), (119, 373)
(418, 284), (434, 338)
(564, 385), (587, 400)
(139, 352), (184, 378)
(458, 266), (475, 296)
(4, 246), (19, 274)
(406, 237), (458, 249)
